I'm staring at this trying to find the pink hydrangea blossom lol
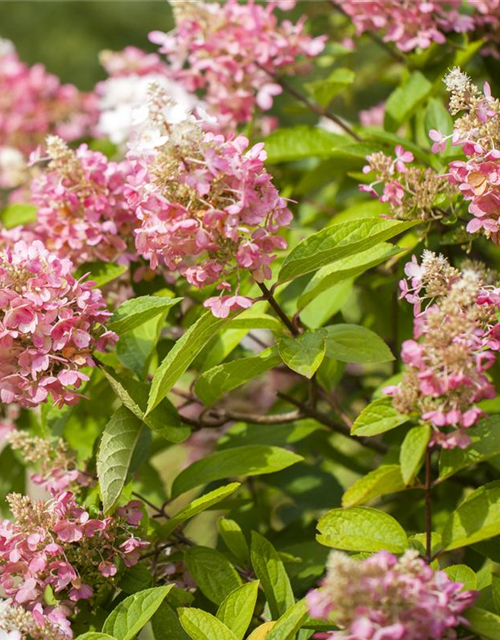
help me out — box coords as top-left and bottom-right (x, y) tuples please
(0, 239), (117, 408)
(149, 0), (326, 127)
(307, 550), (478, 639)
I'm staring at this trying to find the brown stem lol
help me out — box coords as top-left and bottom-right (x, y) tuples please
(181, 408), (303, 430)
(425, 447), (433, 563)
(257, 281), (300, 336)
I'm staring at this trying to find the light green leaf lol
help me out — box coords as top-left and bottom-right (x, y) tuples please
(298, 243), (400, 311)
(317, 506), (409, 552)
(76, 634), (116, 640)
(217, 582), (260, 640)
(97, 407), (143, 514)
(278, 218), (418, 283)
(218, 518), (250, 566)
(185, 546), (242, 605)
(116, 312), (165, 378)
(109, 295), (181, 334)
(400, 424), (431, 485)
(443, 565), (477, 591)
(250, 532), (294, 619)
(439, 416), (500, 480)
(466, 607), (500, 640)
(195, 348), (281, 407)
(325, 324), (394, 363)
(300, 279), (353, 330)
(158, 484), (241, 538)
(171, 445), (303, 498)
(102, 366), (189, 443)
(278, 330), (327, 379)
(342, 465), (405, 508)
(352, 397), (408, 437)
(228, 314), (283, 333)
(147, 312), (229, 414)
(306, 67), (355, 107)
(75, 261), (128, 288)
(442, 480), (500, 550)
(267, 600), (308, 640)
(264, 125), (346, 163)
(102, 586), (173, 640)
(179, 608), (238, 640)
(1, 203), (37, 228)
(385, 71), (432, 131)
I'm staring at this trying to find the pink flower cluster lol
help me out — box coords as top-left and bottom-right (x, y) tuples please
(126, 97), (292, 318)
(0, 239), (117, 408)
(307, 550), (478, 640)
(149, 0), (325, 127)
(388, 251), (500, 448)
(0, 492), (147, 637)
(30, 136), (137, 266)
(0, 38), (97, 155)
(335, 0), (483, 52)
(361, 145), (414, 207)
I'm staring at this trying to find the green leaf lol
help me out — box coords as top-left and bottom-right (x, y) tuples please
(306, 67), (355, 107)
(325, 324), (394, 363)
(171, 445), (303, 498)
(442, 480), (500, 550)
(439, 416), (500, 480)
(185, 546), (242, 605)
(147, 312), (229, 414)
(342, 465), (405, 508)
(109, 295), (182, 334)
(116, 312), (165, 378)
(217, 582), (260, 640)
(278, 218), (418, 283)
(152, 603), (190, 640)
(250, 532), (294, 619)
(400, 425), (431, 485)
(298, 243), (400, 311)
(179, 608), (238, 640)
(76, 634), (116, 640)
(267, 600), (308, 640)
(352, 397), (408, 437)
(97, 407), (143, 514)
(228, 314), (283, 333)
(158, 484), (241, 538)
(466, 607), (500, 640)
(118, 564), (153, 594)
(384, 71), (432, 131)
(218, 518), (250, 566)
(1, 203), (37, 228)
(74, 261), (128, 288)
(278, 330), (327, 379)
(102, 366), (189, 443)
(195, 348), (281, 407)
(443, 565), (477, 591)
(317, 506), (409, 553)
(264, 126), (346, 163)
(102, 586), (173, 640)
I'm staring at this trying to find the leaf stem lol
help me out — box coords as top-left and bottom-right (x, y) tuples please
(257, 281), (300, 336)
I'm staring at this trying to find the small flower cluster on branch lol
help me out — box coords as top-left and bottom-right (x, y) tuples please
(387, 251), (500, 448)
(0, 239), (117, 408)
(307, 549), (478, 639)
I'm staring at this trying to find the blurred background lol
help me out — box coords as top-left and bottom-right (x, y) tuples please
(0, 1), (174, 89)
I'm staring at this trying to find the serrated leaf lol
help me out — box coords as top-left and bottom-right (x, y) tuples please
(442, 480), (500, 550)
(306, 68), (355, 107)
(195, 348), (281, 407)
(400, 424), (431, 485)
(342, 465), (405, 507)
(147, 312), (229, 414)
(317, 506), (409, 552)
(278, 218), (418, 283)
(102, 586), (173, 640)
(116, 312), (165, 378)
(466, 607), (500, 640)
(443, 565), (477, 591)
(248, 623), (276, 640)
(186, 546), (242, 605)
(1, 203), (37, 228)
(109, 295), (181, 334)
(228, 314), (283, 333)
(97, 407), (143, 514)
(218, 518), (250, 565)
(267, 600), (308, 640)
(171, 445), (303, 498)
(264, 125), (346, 163)
(439, 416), (500, 480)
(76, 634), (116, 640)
(385, 71), (432, 131)
(74, 261), (128, 288)
(325, 324), (394, 363)
(102, 366), (189, 443)
(278, 330), (327, 379)
(179, 608), (238, 640)
(298, 243), (400, 311)
(250, 532), (294, 619)
(352, 397), (408, 437)
(159, 484), (241, 538)
(217, 582), (259, 640)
